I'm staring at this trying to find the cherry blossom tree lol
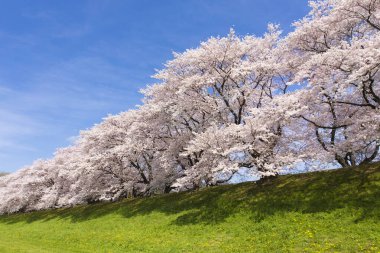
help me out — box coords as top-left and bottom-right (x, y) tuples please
(146, 26), (297, 188)
(0, 159), (58, 213)
(0, 0), (379, 214)
(285, 0), (380, 167)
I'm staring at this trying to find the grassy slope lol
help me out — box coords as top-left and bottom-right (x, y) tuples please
(0, 163), (379, 253)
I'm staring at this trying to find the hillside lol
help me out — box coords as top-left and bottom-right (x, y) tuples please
(0, 163), (379, 253)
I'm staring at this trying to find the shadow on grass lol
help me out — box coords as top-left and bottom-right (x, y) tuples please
(1, 162), (379, 226)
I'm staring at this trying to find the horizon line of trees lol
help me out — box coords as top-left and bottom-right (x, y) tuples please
(0, 0), (379, 214)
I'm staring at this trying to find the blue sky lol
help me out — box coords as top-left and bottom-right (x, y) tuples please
(0, 0), (309, 172)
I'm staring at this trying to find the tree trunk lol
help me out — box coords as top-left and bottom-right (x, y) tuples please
(257, 174), (278, 185)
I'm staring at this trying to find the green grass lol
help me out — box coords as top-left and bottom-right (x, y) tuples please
(1, 163), (380, 253)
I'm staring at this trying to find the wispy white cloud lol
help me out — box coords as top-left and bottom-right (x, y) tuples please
(22, 10), (56, 20)
(0, 86), (12, 94)
(0, 55), (143, 172)
(0, 107), (41, 167)
(0, 109), (41, 136)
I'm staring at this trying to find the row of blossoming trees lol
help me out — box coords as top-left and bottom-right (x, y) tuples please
(0, 0), (379, 214)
